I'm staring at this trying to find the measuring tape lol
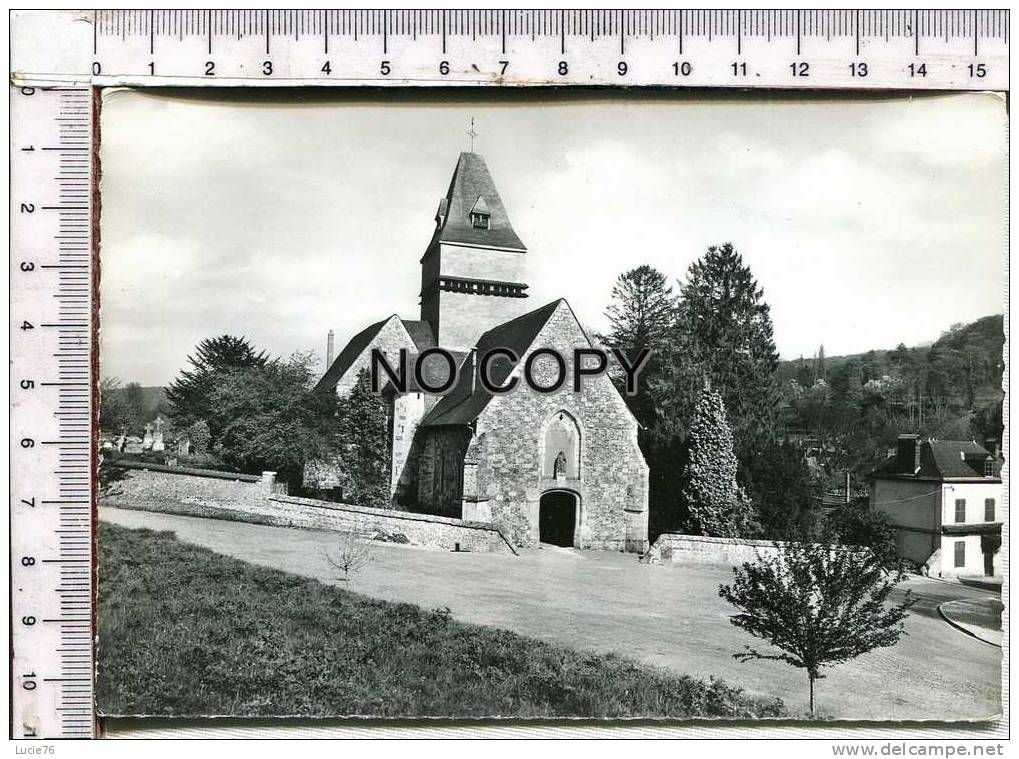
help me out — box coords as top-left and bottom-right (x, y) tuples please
(7, 8), (1010, 740)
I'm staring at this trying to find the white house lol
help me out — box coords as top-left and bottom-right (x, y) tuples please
(871, 434), (1002, 579)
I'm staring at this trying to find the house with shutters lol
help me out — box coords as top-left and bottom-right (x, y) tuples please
(306, 150), (649, 553)
(870, 434), (1002, 578)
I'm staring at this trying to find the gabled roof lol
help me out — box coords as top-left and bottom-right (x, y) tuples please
(315, 317), (435, 392)
(872, 439), (1002, 481)
(419, 299), (564, 426)
(428, 152), (526, 252)
(314, 316), (392, 392)
(400, 319), (437, 352)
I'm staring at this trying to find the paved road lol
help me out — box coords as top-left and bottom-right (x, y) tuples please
(100, 507), (1002, 720)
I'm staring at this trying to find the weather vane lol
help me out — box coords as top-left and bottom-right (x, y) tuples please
(467, 118), (478, 152)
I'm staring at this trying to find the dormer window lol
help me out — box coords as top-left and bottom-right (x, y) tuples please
(470, 196), (491, 229)
(984, 458), (995, 477)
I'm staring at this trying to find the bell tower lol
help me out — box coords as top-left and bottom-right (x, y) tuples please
(420, 151), (528, 351)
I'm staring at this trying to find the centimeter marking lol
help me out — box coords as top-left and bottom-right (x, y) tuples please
(10, 9), (1010, 89)
(10, 85), (96, 740)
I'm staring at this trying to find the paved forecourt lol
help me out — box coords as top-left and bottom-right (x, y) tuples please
(100, 506), (1001, 720)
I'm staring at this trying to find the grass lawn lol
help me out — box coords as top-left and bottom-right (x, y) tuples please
(97, 522), (785, 718)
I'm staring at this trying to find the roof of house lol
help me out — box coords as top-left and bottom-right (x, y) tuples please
(428, 152), (526, 252)
(871, 438), (1003, 481)
(419, 299), (564, 426)
(315, 316), (435, 392)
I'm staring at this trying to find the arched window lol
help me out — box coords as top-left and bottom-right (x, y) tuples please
(543, 411), (580, 479)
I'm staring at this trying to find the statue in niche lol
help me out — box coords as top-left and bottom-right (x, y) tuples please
(553, 450), (568, 479)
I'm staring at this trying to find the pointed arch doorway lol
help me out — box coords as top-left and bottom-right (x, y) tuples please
(539, 490), (579, 547)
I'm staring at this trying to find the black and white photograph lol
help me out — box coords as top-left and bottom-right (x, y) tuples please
(91, 87), (1005, 724)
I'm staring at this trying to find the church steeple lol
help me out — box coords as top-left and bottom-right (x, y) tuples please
(420, 152), (529, 351)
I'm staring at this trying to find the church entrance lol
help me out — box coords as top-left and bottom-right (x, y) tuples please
(539, 491), (577, 547)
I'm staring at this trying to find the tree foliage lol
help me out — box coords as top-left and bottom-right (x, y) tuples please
(209, 351), (337, 483)
(662, 243), (780, 447)
(719, 540), (914, 715)
(99, 377), (134, 433)
(742, 439), (822, 539)
(823, 504), (900, 571)
(600, 265), (677, 430)
(680, 385), (759, 537)
(333, 369), (392, 510)
(166, 335), (268, 439)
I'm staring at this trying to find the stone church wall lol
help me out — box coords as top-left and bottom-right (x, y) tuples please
(474, 302), (649, 551)
(304, 316), (419, 494)
(416, 426), (473, 517)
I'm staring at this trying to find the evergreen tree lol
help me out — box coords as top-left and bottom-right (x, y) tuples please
(166, 335), (268, 439)
(658, 243), (780, 450)
(720, 540), (914, 715)
(335, 369), (392, 509)
(680, 384), (759, 537)
(600, 265), (677, 430)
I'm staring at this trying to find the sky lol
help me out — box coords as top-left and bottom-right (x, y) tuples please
(99, 89), (1007, 386)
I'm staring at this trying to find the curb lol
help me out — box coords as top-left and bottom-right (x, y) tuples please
(936, 602), (1003, 648)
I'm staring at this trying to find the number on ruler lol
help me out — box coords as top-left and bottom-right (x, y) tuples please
(909, 62), (928, 77)
(732, 61), (747, 77)
(673, 61), (692, 76)
(969, 63), (987, 78)
(790, 61), (809, 77)
(850, 62), (868, 77)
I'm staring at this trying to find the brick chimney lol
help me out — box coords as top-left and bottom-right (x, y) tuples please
(326, 329), (335, 368)
(896, 434), (921, 474)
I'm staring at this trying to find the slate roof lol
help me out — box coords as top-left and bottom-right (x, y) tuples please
(428, 152), (526, 252)
(315, 316), (436, 392)
(314, 316), (391, 392)
(871, 439), (1002, 481)
(419, 299), (564, 426)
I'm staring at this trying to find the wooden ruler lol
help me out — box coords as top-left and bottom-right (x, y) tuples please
(10, 10), (1010, 89)
(10, 85), (96, 740)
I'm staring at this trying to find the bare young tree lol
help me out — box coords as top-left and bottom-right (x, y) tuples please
(324, 531), (374, 582)
(719, 540), (914, 715)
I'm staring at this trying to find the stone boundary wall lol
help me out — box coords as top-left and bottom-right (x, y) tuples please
(267, 495), (517, 555)
(111, 459), (262, 482)
(642, 534), (786, 567)
(642, 533), (873, 568)
(102, 467), (515, 554)
(103, 465), (274, 512)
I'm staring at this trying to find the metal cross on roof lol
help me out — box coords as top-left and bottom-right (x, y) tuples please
(467, 118), (478, 152)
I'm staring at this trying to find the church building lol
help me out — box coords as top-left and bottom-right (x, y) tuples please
(308, 150), (649, 553)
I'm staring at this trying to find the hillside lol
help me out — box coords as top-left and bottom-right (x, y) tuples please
(777, 315), (1004, 407)
(776, 314), (1004, 484)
